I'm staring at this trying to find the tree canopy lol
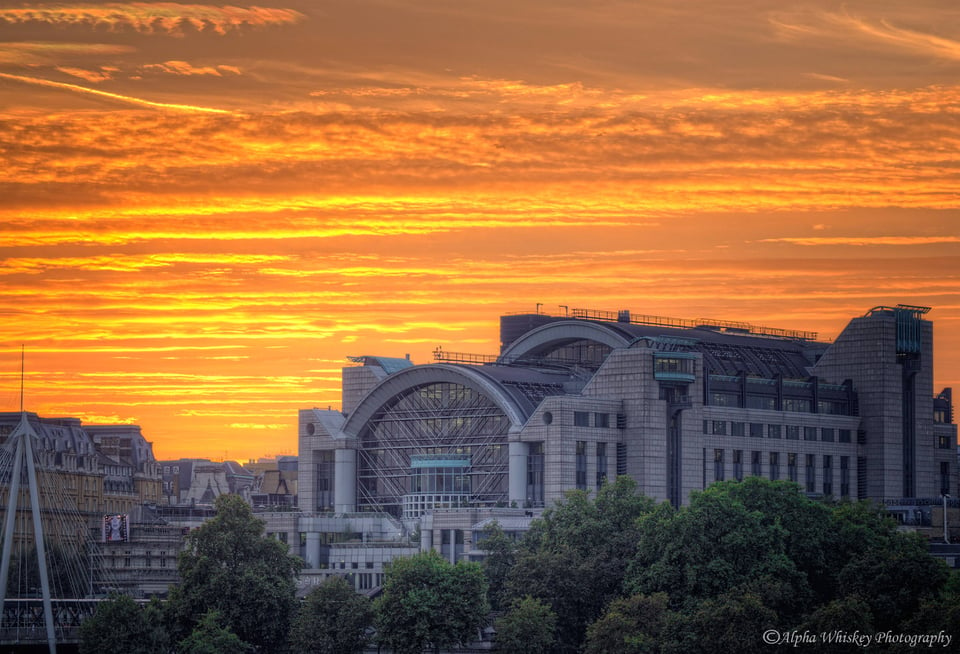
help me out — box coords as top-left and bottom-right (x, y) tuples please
(374, 549), (489, 654)
(166, 493), (302, 653)
(289, 576), (373, 654)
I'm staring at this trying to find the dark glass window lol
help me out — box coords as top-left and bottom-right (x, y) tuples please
(576, 441), (587, 490)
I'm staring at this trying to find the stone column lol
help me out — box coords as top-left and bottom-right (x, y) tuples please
(334, 448), (357, 513)
(509, 441), (529, 506)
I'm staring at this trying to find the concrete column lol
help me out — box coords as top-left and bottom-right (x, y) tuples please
(305, 532), (321, 569)
(449, 529), (457, 564)
(509, 441), (529, 506)
(334, 448), (357, 513)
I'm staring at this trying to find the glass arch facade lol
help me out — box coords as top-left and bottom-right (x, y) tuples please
(356, 381), (510, 518)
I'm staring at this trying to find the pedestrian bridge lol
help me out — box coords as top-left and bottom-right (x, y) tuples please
(1, 598), (100, 647)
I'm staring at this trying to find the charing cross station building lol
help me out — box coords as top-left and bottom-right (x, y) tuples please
(296, 304), (957, 585)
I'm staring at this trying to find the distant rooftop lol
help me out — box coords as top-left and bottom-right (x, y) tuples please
(347, 355), (415, 375)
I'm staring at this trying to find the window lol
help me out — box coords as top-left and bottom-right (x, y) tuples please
(786, 426), (800, 440)
(527, 442), (544, 506)
(821, 428), (834, 442)
(750, 423), (764, 438)
(823, 456), (833, 496)
(769, 452), (780, 481)
(703, 420), (709, 434)
(840, 457), (850, 498)
(595, 413), (610, 428)
(711, 392), (739, 407)
(805, 454), (816, 493)
(731, 422), (745, 437)
(596, 442), (607, 489)
(574, 411), (590, 427)
(733, 450), (743, 481)
(767, 424), (782, 439)
(783, 398), (812, 413)
(712, 420), (727, 436)
(788, 453), (798, 482)
(576, 441), (587, 490)
(939, 435), (954, 449)
(751, 451), (762, 477)
(839, 429), (852, 443)
(804, 427), (817, 441)
(713, 449), (725, 482)
(747, 396), (776, 410)
(941, 462), (951, 496)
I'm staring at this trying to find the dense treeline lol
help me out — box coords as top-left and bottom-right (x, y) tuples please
(79, 481), (959, 653)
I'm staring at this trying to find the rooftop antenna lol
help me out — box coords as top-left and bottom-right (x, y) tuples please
(20, 343), (25, 413)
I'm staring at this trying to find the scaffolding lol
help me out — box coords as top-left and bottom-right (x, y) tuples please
(356, 382), (510, 519)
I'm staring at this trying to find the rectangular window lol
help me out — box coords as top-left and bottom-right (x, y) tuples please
(576, 441), (587, 490)
(823, 456), (833, 496)
(751, 451), (762, 477)
(783, 398), (812, 413)
(786, 425), (800, 440)
(731, 422), (745, 437)
(840, 456), (850, 498)
(616, 442), (627, 476)
(594, 413), (610, 428)
(711, 392), (739, 407)
(712, 420), (727, 436)
(805, 454), (816, 493)
(788, 453), (798, 483)
(596, 442), (608, 490)
(713, 449), (725, 482)
(733, 450), (743, 481)
(839, 429), (852, 443)
(527, 442), (545, 506)
(804, 427), (818, 442)
(750, 423), (764, 438)
(769, 452), (780, 481)
(703, 420), (709, 434)
(767, 424), (782, 439)
(939, 435), (954, 449)
(574, 411), (590, 427)
(821, 428), (835, 442)
(746, 396), (776, 410)
(941, 462), (951, 496)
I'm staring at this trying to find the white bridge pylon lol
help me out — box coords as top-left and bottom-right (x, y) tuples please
(0, 413), (58, 654)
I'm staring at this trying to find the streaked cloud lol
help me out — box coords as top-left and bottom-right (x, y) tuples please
(0, 3), (306, 36)
(0, 72), (235, 113)
(1, 0), (958, 458)
(758, 236), (960, 247)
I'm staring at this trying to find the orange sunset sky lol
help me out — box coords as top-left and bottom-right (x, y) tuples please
(1, 1), (958, 461)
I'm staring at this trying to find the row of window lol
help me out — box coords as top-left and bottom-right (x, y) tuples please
(575, 441), (610, 492)
(573, 411), (612, 428)
(704, 420), (852, 443)
(710, 393), (850, 415)
(712, 449), (851, 497)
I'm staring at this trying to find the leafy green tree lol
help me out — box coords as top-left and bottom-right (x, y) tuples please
(79, 593), (169, 654)
(374, 550), (489, 654)
(289, 576), (372, 654)
(836, 529), (948, 628)
(507, 476), (654, 651)
(494, 595), (556, 654)
(179, 610), (253, 654)
(166, 494), (302, 653)
(662, 590), (777, 654)
(796, 596), (874, 654)
(479, 521), (516, 611)
(627, 483), (802, 608)
(583, 592), (670, 654)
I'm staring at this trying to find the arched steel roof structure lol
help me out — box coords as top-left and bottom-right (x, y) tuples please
(499, 320), (632, 364)
(341, 363), (530, 438)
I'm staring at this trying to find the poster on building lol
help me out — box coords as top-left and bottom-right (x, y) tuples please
(103, 514), (129, 542)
